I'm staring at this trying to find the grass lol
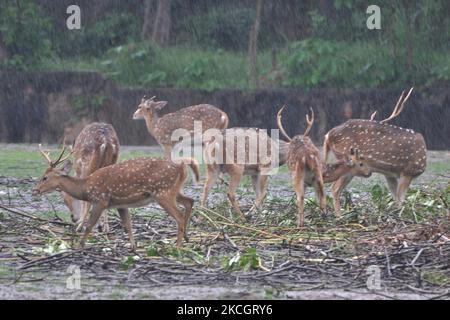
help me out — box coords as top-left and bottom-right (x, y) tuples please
(0, 146), (47, 178)
(0, 144), (162, 178)
(40, 45), (273, 91)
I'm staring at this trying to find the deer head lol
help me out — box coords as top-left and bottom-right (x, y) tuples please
(133, 96), (168, 121)
(33, 143), (73, 195)
(277, 106), (314, 142)
(346, 147), (371, 177)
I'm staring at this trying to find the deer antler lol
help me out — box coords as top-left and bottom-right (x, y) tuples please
(142, 95), (156, 103)
(303, 108), (315, 136)
(381, 87), (414, 124)
(39, 140), (73, 168)
(369, 111), (377, 121)
(38, 144), (52, 164)
(276, 105), (292, 142)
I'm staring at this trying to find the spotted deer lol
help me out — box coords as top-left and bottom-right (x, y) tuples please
(58, 123), (120, 232)
(133, 96), (229, 158)
(277, 107), (371, 227)
(33, 144), (200, 250)
(201, 128), (289, 217)
(323, 87), (427, 214)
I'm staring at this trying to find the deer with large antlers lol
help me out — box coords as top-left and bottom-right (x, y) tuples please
(277, 107), (371, 227)
(55, 123), (120, 232)
(323, 87), (426, 214)
(133, 96), (229, 158)
(33, 144), (200, 250)
(201, 128), (289, 217)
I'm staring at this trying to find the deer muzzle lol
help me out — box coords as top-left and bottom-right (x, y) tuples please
(132, 111), (143, 120)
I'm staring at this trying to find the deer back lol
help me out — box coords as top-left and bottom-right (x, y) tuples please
(326, 119), (426, 177)
(156, 104), (228, 146)
(286, 135), (321, 173)
(72, 122), (120, 176)
(205, 127), (285, 171)
(83, 157), (189, 204)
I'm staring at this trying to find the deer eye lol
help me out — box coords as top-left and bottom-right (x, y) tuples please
(359, 163), (364, 167)
(42, 176), (48, 181)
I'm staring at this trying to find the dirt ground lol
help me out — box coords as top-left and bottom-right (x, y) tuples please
(0, 145), (449, 300)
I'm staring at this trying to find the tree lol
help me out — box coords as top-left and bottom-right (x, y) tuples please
(248, 0), (263, 89)
(141, 0), (154, 40)
(152, 0), (172, 46)
(0, 36), (7, 62)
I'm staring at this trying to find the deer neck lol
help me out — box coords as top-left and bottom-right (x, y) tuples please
(143, 112), (159, 138)
(57, 176), (89, 201)
(322, 162), (350, 183)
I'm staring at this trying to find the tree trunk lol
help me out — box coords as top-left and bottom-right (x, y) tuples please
(0, 34), (8, 62)
(152, 0), (172, 47)
(248, 0), (264, 89)
(405, 6), (413, 72)
(141, 0), (154, 40)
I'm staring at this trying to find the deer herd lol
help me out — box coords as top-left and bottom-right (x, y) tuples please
(32, 87), (427, 251)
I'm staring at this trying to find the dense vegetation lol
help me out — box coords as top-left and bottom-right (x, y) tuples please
(0, 0), (449, 90)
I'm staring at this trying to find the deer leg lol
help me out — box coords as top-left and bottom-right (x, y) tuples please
(292, 166), (305, 228)
(156, 196), (186, 247)
(396, 175), (413, 204)
(176, 193), (194, 241)
(313, 179), (327, 216)
(385, 176), (399, 201)
(331, 175), (353, 217)
(201, 165), (219, 207)
(163, 145), (172, 160)
(311, 162), (327, 215)
(251, 174), (262, 208)
(98, 211), (109, 234)
(226, 166), (245, 218)
(79, 203), (106, 248)
(253, 174), (269, 209)
(117, 208), (136, 251)
(76, 201), (91, 232)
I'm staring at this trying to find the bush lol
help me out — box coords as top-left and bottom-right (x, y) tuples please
(56, 13), (140, 57)
(0, 0), (52, 69)
(101, 42), (157, 86)
(100, 43), (252, 90)
(278, 38), (448, 89)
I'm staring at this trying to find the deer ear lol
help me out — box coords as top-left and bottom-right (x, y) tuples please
(60, 160), (73, 175)
(154, 101), (168, 110)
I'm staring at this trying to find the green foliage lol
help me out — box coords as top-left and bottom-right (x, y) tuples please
(0, 0), (52, 69)
(101, 42), (157, 86)
(145, 242), (206, 264)
(180, 8), (259, 51)
(101, 43), (252, 90)
(279, 38), (449, 89)
(32, 238), (71, 255)
(120, 255), (141, 270)
(370, 184), (390, 203)
(222, 247), (261, 272)
(423, 271), (450, 286)
(1, 0), (449, 89)
(56, 13), (140, 57)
